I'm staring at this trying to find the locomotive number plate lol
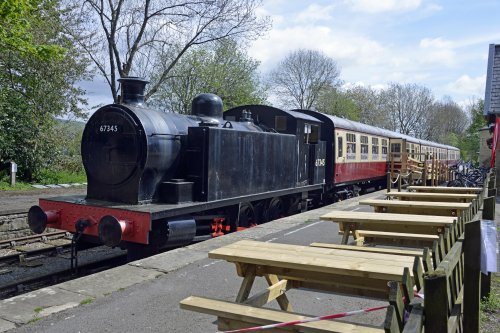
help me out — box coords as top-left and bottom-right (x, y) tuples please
(98, 125), (121, 133)
(315, 158), (325, 167)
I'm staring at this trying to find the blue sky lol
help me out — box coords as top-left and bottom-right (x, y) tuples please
(247, 0), (500, 106)
(83, 0), (500, 109)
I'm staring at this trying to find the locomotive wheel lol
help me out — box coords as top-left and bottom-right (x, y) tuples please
(237, 203), (257, 228)
(264, 198), (285, 222)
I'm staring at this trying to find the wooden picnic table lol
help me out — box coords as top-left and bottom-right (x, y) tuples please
(320, 210), (455, 244)
(385, 191), (477, 203)
(208, 239), (418, 301)
(359, 199), (471, 216)
(407, 186), (483, 194)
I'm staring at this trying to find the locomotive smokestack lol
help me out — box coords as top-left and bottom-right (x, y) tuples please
(118, 76), (149, 106)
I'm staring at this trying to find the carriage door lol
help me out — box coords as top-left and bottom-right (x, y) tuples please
(305, 124), (326, 185)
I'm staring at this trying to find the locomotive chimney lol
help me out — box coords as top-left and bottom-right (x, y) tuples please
(118, 76), (149, 106)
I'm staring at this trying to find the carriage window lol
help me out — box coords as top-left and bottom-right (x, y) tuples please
(275, 116), (287, 131)
(372, 138), (379, 160)
(381, 139), (388, 158)
(391, 143), (401, 158)
(346, 133), (356, 160)
(391, 143), (401, 153)
(338, 136), (343, 157)
(360, 135), (368, 160)
(305, 124), (319, 144)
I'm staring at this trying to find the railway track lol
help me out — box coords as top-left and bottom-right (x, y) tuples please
(0, 231), (127, 300)
(0, 231), (72, 265)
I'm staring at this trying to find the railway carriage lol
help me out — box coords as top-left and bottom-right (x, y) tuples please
(27, 77), (460, 259)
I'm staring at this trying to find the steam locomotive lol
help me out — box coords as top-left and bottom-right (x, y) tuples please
(28, 77), (459, 259)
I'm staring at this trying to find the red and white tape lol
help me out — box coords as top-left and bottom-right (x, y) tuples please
(219, 305), (388, 333)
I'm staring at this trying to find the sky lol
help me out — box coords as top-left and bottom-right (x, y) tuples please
(83, 0), (500, 110)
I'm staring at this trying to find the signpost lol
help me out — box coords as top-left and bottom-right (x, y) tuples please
(10, 162), (17, 187)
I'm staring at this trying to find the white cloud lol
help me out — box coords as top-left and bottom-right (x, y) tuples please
(345, 0), (422, 13)
(248, 25), (387, 72)
(296, 4), (336, 23)
(445, 75), (486, 96)
(418, 37), (457, 66)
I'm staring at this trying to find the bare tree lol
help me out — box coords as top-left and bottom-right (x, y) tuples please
(268, 49), (341, 109)
(424, 98), (469, 142)
(379, 82), (434, 138)
(72, 0), (270, 102)
(345, 85), (385, 127)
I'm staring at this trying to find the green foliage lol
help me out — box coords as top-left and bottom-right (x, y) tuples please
(455, 100), (486, 163)
(0, 0), (64, 59)
(150, 39), (267, 113)
(0, 1), (89, 181)
(315, 87), (360, 120)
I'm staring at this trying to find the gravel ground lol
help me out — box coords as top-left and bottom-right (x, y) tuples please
(0, 186), (87, 213)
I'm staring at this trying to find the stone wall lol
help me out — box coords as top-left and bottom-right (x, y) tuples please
(0, 212), (30, 240)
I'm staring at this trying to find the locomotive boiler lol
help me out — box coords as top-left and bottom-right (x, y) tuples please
(28, 77), (326, 259)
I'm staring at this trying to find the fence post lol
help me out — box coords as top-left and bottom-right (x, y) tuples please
(463, 219), (481, 333)
(398, 174), (402, 192)
(424, 271), (448, 332)
(387, 172), (391, 193)
(481, 197), (495, 299)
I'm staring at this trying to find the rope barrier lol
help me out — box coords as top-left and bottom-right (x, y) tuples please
(218, 305), (388, 333)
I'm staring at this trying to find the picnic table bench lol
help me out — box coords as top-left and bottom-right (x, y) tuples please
(407, 186), (483, 194)
(359, 199), (471, 216)
(385, 191), (477, 203)
(181, 239), (423, 332)
(320, 210), (456, 245)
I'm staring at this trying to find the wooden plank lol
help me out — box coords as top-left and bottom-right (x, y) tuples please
(209, 245), (412, 281)
(422, 247), (434, 273)
(384, 305), (401, 333)
(356, 230), (439, 241)
(309, 243), (424, 257)
(412, 257), (424, 291)
(320, 210), (456, 225)
(388, 281), (404, 332)
(463, 220), (481, 333)
(222, 240), (417, 265)
(424, 272), (449, 332)
(235, 265), (256, 302)
(407, 186), (482, 193)
(243, 278), (291, 308)
(362, 205), (462, 217)
(385, 191), (477, 202)
(402, 303), (424, 333)
(265, 275), (293, 312)
(360, 199), (471, 210)
(180, 296), (385, 333)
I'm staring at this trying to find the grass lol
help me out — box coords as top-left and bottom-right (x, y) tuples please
(79, 298), (94, 305)
(480, 269), (500, 333)
(33, 307), (44, 313)
(0, 171), (86, 191)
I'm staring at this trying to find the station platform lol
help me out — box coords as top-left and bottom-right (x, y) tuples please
(0, 190), (495, 333)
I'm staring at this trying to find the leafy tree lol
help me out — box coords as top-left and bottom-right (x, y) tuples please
(0, 0), (64, 58)
(452, 99), (486, 163)
(150, 39), (267, 113)
(72, 0), (270, 102)
(268, 49), (341, 109)
(315, 86), (360, 120)
(0, 1), (89, 181)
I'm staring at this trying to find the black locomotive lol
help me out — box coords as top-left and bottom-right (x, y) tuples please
(29, 77), (327, 258)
